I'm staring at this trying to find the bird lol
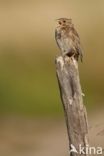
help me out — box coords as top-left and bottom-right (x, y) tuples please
(55, 18), (83, 62)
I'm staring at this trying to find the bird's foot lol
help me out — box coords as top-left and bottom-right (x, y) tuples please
(71, 57), (78, 69)
(64, 56), (71, 64)
(61, 53), (71, 64)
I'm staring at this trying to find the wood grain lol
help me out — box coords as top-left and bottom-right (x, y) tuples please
(55, 56), (89, 156)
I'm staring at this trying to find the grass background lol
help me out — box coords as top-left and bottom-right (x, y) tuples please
(0, 0), (104, 117)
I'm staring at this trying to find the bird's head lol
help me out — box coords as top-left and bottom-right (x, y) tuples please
(56, 18), (73, 28)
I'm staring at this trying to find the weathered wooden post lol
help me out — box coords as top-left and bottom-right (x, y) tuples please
(55, 55), (89, 156)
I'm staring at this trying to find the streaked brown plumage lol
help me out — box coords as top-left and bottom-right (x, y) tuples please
(55, 18), (83, 62)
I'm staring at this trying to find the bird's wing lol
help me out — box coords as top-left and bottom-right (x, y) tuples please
(71, 27), (83, 62)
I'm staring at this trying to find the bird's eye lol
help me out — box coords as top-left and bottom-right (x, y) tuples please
(63, 20), (66, 23)
(58, 21), (62, 25)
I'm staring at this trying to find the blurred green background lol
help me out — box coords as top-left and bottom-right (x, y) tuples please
(0, 1), (104, 156)
(0, 0), (104, 117)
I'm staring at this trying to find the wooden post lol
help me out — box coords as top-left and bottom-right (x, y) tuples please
(55, 55), (89, 156)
